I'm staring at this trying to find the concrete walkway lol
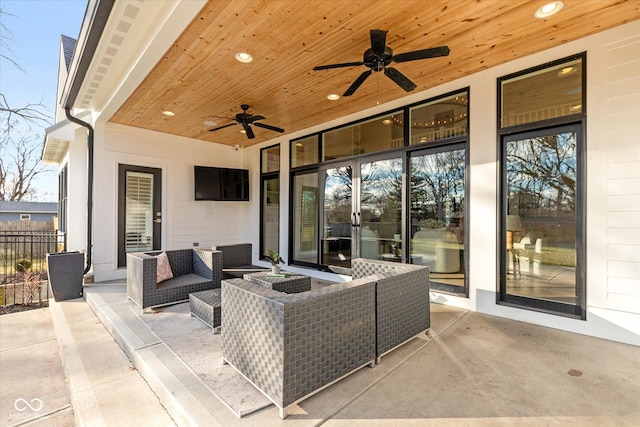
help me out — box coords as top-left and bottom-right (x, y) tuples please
(1, 280), (639, 426)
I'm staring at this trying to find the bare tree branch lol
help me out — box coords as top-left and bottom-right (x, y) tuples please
(0, 135), (50, 201)
(0, 6), (25, 73)
(0, 94), (51, 131)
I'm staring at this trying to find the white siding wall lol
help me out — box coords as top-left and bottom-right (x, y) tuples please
(601, 33), (640, 314)
(65, 127), (88, 254)
(91, 123), (249, 281)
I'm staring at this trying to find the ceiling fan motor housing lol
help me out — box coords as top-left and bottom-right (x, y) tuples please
(363, 47), (393, 71)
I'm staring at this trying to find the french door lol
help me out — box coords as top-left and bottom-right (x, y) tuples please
(320, 154), (403, 273)
(117, 165), (162, 267)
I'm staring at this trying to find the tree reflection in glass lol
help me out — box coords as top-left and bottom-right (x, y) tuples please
(410, 148), (465, 290)
(505, 131), (577, 304)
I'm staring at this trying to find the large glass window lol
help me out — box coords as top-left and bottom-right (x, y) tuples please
(410, 146), (466, 293)
(292, 172), (318, 265)
(260, 145), (280, 258)
(499, 54), (585, 318)
(410, 92), (468, 145)
(500, 56), (583, 128)
(289, 89), (468, 284)
(291, 135), (319, 168)
(323, 110), (404, 161)
(261, 145), (280, 173)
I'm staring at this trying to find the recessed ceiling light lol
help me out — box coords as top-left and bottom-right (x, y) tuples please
(327, 94), (340, 101)
(204, 120), (217, 126)
(240, 129), (246, 134)
(162, 110), (175, 116)
(382, 119), (392, 125)
(235, 52), (253, 63)
(534, 2), (563, 19)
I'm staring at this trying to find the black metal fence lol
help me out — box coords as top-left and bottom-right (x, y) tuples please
(0, 231), (66, 307)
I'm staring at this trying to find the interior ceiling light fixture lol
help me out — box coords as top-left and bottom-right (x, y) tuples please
(235, 52), (253, 63)
(203, 120), (217, 127)
(382, 119), (392, 125)
(534, 1), (563, 19)
(327, 94), (340, 100)
(162, 110), (175, 116)
(558, 66), (575, 76)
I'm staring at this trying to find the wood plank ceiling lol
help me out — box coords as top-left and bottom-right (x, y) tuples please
(110, 0), (640, 148)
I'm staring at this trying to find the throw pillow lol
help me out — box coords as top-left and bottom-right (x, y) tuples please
(155, 251), (174, 284)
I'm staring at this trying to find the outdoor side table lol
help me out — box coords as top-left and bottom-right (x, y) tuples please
(189, 289), (222, 332)
(243, 271), (311, 294)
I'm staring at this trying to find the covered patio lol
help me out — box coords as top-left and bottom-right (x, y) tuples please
(33, 280), (638, 426)
(32, 4), (640, 424)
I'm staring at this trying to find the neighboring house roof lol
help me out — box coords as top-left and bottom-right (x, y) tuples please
(0, 201), (57, 214)
(61, 34), (77, 71)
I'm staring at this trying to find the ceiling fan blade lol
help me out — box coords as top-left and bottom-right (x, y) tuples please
(343, 70), (373, 96)
(384, 67), (417, 92)
(254, 122), (285, 133)
(243, 123), (255, 139)
(313, 61), (364, 71)
(370, 29), (387, 55)
(209, 122), (237, 132)
(247, 115), (266, 123)
(392, 46), (450, 63)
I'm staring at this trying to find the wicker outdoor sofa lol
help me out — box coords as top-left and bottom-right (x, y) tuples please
(213, 243), (269, 278)
(127, 248), (223, 309)
(221, 258), (430, 418)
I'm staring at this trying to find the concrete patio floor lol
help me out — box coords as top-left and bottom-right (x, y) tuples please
(1, 279), (639, 426)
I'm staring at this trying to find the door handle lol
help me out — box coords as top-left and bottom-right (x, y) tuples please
(351, 213), (357, 227)
(356, 212), (361, 227)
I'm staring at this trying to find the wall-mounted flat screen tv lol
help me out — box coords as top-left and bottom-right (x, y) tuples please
(194, 166), (249, 201)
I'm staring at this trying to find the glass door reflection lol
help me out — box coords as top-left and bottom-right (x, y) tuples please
(360, 157), (403, 263)
(409, 146), (466, 293)
(322, 165), (353, 272)
(321, 156), (403, 273)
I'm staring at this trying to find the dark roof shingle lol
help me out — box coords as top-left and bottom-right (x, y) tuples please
(60, 34), (77, 72)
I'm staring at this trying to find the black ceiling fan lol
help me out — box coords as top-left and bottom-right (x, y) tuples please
(313, 29), (450, 96)
(208, 104), (284, 139)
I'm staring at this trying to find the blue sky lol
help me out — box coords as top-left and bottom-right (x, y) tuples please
(1, 0), (86, 201)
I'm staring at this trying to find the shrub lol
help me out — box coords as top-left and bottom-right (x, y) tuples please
(15, 259), (32, 272)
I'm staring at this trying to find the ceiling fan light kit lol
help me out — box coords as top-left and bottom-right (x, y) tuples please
(313, 29), (450, 96)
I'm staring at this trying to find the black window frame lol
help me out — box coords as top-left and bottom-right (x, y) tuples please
(497, 53), (587, 319)
(287, 88), (470, 281)
(260, 143), (281, 260)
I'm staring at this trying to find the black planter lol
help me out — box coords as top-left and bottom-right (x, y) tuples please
(47, 252), (84, 301)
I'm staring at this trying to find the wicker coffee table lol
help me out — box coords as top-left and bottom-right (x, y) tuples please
(243, 271), (311, 294)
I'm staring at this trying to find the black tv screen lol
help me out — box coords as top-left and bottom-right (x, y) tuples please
(194, 166), (249, 201)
